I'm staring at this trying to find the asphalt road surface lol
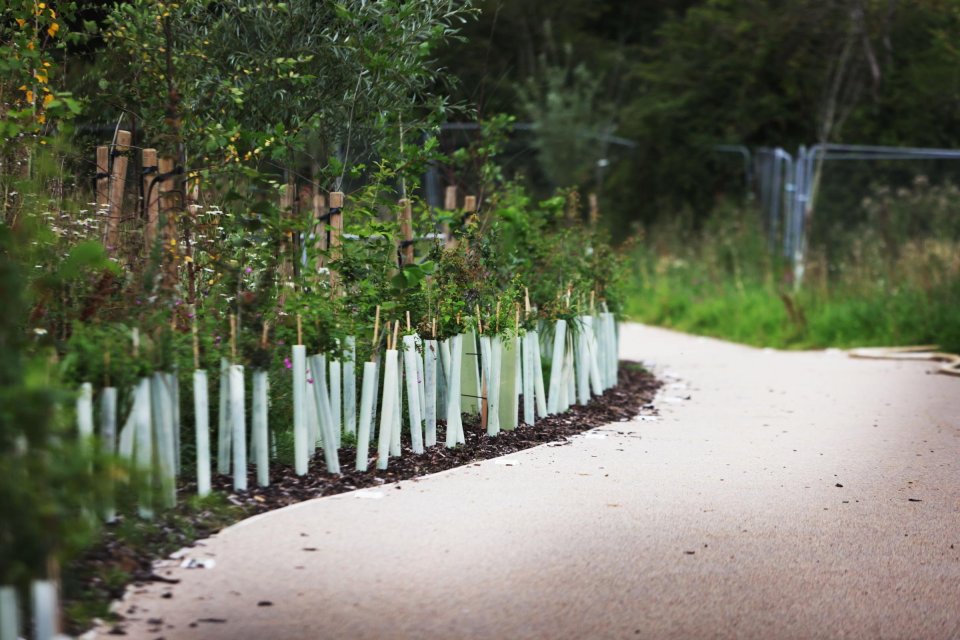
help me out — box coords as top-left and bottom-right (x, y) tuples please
(97, 324), (960, 640)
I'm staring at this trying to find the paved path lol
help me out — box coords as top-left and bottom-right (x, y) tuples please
(101, 324), (960, 639)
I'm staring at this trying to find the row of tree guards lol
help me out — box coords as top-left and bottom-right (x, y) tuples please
(0, 134), (620, 640)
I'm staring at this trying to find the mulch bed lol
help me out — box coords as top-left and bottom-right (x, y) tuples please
(65, 361), (659, 633)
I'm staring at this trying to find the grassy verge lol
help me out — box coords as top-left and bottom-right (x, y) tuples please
(624, 205), (960, 353)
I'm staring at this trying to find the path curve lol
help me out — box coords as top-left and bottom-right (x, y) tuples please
(98, 324), (960, 640)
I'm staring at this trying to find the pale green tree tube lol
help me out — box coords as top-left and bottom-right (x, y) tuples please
(309, 354), (341, 474)
(292, 345), (308, 475)
(253, 370), (269, 487)
(444, 335), (463, 447)
(530, 331), (548, 418)
(355, 361), (377, 471)
(499, 336), (519, 431)
(402, 334), (425, 454)
(0, 586), (19, 640)
(229, 365), (247, 492)
(546, 319), (567, 414)
(193, 370), (211, 497)
(424, 340), (438, 447)
(217, 358), (231, 475)
(343, 336), (357, 435)
(31, 580), (58, 640)
(329, 357), (342, 448)
(100, 386), (118, 521)
(522, 332), (535, 426)
(377, 350), (399, 469)
(134, 377), (153, 519)
(77, 382), (94, 439)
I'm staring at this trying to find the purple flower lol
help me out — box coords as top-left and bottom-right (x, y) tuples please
(245, 267), (253, 274)
(284, 357), (292, 369)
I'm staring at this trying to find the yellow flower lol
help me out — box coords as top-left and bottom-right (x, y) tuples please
(16, 18), (25, 27)
(37, 113), (46, 124)
(47, 22), (59, 37)
(25, 89), (34, 103)
(43, 93), (53, 107)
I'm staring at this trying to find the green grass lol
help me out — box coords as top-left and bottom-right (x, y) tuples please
(624, 206), (960, 353)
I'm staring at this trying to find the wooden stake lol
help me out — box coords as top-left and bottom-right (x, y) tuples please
(296, 314), (303, 346)
(105, 130), (132, 253)
(398, 198), (414, 267)
(142, 148), (159, 253)
(590, 290), (596, 313)
(406, 310), (411, 332)
(392, 320), (400, 350)
(313, 192), (327, 271)
(191, 306), (200, 370)
(444, 185), (457, 210)
(328, 191), (344, 290)
(495, 299), (501, 333)
(229, 314), (237, 362)
(432, 317), (437, 339)
(524, 287), (531, 317)
(372, 306), (381, 351)
(158, 156), (178, 287)
(261, 321), (270, 349)
(475, 304), (483, 336)
(515, 303), (520, 333)
(279, 181), (295, 293)
(96, 146), (109, 209)
(464, 195), (477, 213)
(588, 192), (599, 226)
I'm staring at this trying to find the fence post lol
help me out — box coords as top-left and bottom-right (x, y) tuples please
(158, 157), (177, 288)
(328, 191), (344, 290)
(398, 198), (414, 267)
(96, 146), (109, 210)
(313, 191), (327, 272)
(105, 130), (132, 254)
(142, 148), (159, 254)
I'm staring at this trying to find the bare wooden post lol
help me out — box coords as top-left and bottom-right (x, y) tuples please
(313, 192), (327, 272)
(398, 198), (414, 267)
(279, 181), (295, 290)
(105, 130), (132, 253)
(142, 148), (159, 253)
(444, 186), (457, 210)
(328, 191), (344, 290)
(463, 195), (477, 217)
(96, 146), (109, 209)
(442, 185), (456, 249)
(158, 156), (178, 287)
(588, 193), (599, 226)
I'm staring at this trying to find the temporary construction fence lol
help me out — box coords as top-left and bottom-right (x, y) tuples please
(0, 132), (623, 640)
(719, 142), (960, 284)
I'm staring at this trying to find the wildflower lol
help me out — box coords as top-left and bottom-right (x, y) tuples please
(284, 357), (292, 369)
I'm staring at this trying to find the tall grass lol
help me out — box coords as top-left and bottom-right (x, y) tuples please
(625, 181), (960, 353)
